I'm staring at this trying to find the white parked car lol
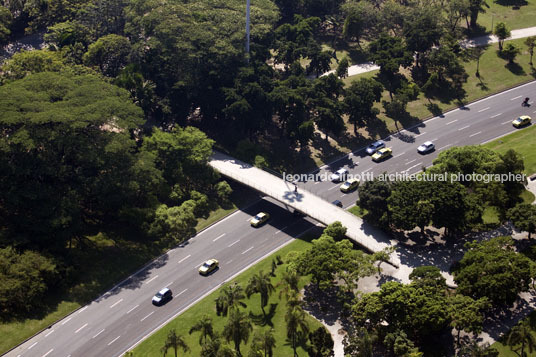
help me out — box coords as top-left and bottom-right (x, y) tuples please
(330, 168), (348, 182)
(417, 141), (435, 154)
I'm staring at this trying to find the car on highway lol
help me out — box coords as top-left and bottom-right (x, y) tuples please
(366, 140), (385, 155)
(332, 200), (343, 208)
(250, 212), (270, 227)
(330, 168), (348, 182)
(340, 178), (359, 193)
(371, 148), (392, 162)
(198, 259), (219, 275)
(512, 115), (531, 128)
(417, 141), (435, 154)
(152, 287), (172, 306)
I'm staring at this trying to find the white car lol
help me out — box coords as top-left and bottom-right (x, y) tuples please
(417, 141), (435, 154)
(366, 140), (385, 155)
(330, 168), (348, 182)
(152, 287), (172, 305)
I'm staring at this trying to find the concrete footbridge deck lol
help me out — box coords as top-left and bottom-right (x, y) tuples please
(209, 151), (399, 266)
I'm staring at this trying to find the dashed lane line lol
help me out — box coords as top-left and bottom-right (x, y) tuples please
(242, 246), (254, 255)
(177, 289), (188, 296)
(458, 125), (470, 131)
(42, 349), (54, 357)
(126, 305), (139, 314)
(445, 119), (458, 125)
(438, 144), (452, 151)
(490, 113), (502, 118)
(28, 342), (38, 349)
(406, 159), (417, 165)
(107, 336), (120, 346)
(140, 312), (154, 322)
(501, 120), (512, 125)
(45, 330), (54, 337)
(469, 131), (482, 137)
(75, 323), (88, 334)
(275, 226), (288, 234)
(478, 107), (490, 112)
(511, 95), (522, 100)
(228, 239), (240, 247)
(178, 255), (191, 264)
(110, 299), (123, 308)
(213, 233), (225, 242)
(61, 317), (72, 325)
(93, 329), (105, 339)
(144, 275), (158, 284)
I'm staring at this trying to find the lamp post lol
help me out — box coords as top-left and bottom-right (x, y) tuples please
(245, 0), (251, 60)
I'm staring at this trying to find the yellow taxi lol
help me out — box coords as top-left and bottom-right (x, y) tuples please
(512, 115), (531, 128)
(372, 148), (392, 162)
(250, 212), (270, 227)
(198, 259), (219, 275)
(340, 178), (359, 193)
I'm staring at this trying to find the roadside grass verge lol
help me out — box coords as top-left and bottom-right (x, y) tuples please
(132, 235), (323, 356)
(478, 0), (536, 32)
(483, 123), (536, 175)
(0, 186), (250, 355)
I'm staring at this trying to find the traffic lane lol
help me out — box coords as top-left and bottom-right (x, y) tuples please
(76, 218), (318, 357)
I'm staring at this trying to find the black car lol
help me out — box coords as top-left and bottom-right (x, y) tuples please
(332, 200), (343, 208)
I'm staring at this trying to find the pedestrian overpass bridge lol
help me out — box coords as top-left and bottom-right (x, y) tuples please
(209, 151), (399, 266)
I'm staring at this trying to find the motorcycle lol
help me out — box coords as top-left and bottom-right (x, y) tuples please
(522, 97), (530, 107)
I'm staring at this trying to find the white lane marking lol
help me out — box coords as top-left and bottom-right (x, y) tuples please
(438, 144), (452, 151)
(228, 239), (240, 247)
(362, 168), (372, 173)
(77, 306), (88, 314)
(45, 329), (54, 337)
(227, 260), (234, 264)
(405, 162), (423, 172)
(501, 120), (511, 125)
(430, 138), (439, 142)
(533, 110), (536, 113)
(478, 107), (490, 112)
(141, 312), (154, 322)
(469, 131), (482, 137)
(165, 281), (173, 287)
(75, 323), (88, 334)
(42, 349), (54, 357)
(61, 317), (72, 325)
(127, 305), (139, 314)
(242, 246), (254, 255)
(511, 95), (522, 100)
(178, 289), (188, 296)
(490, 113), (502, 118)
(108, 336), (120, 346)
(327, 185), (339, 191)
(415, 132), (426, 137)
(340, 194), (346, 198)
(458, 125), (470, 131)
(393, 152), (406, 158)
(213, 233), (225, 242)
(110, 299), (123, 308)
(93, 329), (105, 339)
(145, 275), (159, 284)
(406, 159), (417, 165)
(28, 342), (38, 349)
(314, 181), (320, 184)
(246, 217), (252, 222)
(275, 226), (288, 234)
(446, 119), (458, 125)
(178, 255), (191, 263)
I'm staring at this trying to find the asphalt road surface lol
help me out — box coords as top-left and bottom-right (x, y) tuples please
(6, 80), (536, 357)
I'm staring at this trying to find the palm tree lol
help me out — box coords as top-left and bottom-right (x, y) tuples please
(251, 328), (276, 357)
(216, 283), (247, 316)
(189, 314), (215, 345)
(285, 290), (303, 311)
(285, 306), (310, 357)
(200, 334), (236, 357)
(246, 270), (275, 316)
(162, 329), (189, 357)
(507, 318), (536, 357)
(277, 269), (300, 300)
(222, 309), (253, 356)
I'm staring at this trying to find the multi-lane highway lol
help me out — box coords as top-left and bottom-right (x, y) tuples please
(6, 80), (536, 357)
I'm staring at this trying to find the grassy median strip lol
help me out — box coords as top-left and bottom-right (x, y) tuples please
(132, 236), (322, 356)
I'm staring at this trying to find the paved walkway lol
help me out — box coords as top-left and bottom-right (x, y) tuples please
(324, 26), (536, 78)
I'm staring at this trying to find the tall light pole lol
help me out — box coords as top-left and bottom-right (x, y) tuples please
(245, 0), (251, 60)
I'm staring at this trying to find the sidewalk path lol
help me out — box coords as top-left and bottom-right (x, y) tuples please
(325, 26), (536, 78)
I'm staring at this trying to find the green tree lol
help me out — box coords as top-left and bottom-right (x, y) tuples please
(525, 36), (536, 65)
(215, 181), (233, 206)
(189, 314), (215, 345)
(0, 72), (159, 249)
(409, 266), (446, 291)
(148, 202), (197, 243)
(343, 78), (383, 134)
(502, 43), (520, 64)
(384, 330), (419, 357)
(403, 6), (443, 67)
(0, 6), (12, 44)
(1, 50), (66, 81)
(84, 34), (132, 77)
(309, 74), (345, 140)
(323, 221), (347, 241)
(342, 1), (378, 49)
(215, 283), (247, 316)
(250, 328), (276, 357)
(357, 178), (392, 227)
(336, 57), (349, 78)
(278, 269), (301, 300)
(507, 204), (536, 239)
(507, 317), (536, 357)
(286, 305), (310, 357)
(0, 247), (59, 317)
(448, 295), (490, 348)
(308, 327), (334, 357)
(223, 309), (253, 356)
(162, 329), (190, 357)
(454, 237), (532, 305)
(468, 0), (488, 29)
(245, 271), (275, 316)
(494, 22), (510, 51)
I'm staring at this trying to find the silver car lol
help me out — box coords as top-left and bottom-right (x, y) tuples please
(330, 168), (348, 182)
(366, 140), (385, 155)
(417, 141), (435, 154)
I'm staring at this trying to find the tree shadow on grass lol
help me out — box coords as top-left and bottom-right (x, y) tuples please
(249, 303), (278, 327)
(505, 62), (526, 76)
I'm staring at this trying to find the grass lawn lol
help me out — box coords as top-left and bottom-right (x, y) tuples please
(0, 194), (246, 355)
(348, 205), (368, 218)
(483, 123), (536, 175)
(478, 0), (536, 32)
(132, 235), (324, 356)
